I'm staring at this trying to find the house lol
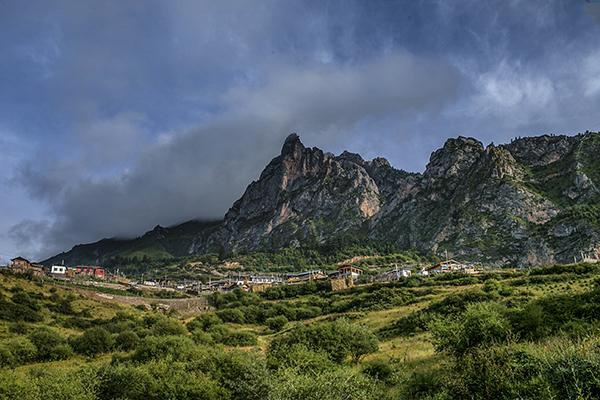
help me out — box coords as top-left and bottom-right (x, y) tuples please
(9, 257), (45, 277)
(10, 256), (32, 273)
(30, 264), (47, 277)
(286, 270), (328, 284)
(74, 266), (106, 279)
(250, 275), (284, 284)
(50, 265), (67, 275)
(335, 265), (363, 280)
(417, 268), (429, 276)
(376, 267), (412, 282)
(426, 260), (477, 274)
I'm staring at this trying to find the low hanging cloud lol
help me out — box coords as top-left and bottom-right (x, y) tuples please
(13, 52), (462, 258)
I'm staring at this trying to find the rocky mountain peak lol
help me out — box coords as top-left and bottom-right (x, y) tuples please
(337, 150), (365, 165)
(424, 136), (484, 183)
(281, 133), (304, 158)
(504, 134), (578, 166)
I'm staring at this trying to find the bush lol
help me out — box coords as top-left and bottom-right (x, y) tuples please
(379, 289), (497, 339)
(211, 350), (271, 400)
(0, 299), (42, 322)
(145, 315), (187, 336)
(0, 370), (38, 400)
(132, 335), (199, 362)
(430, 302), (511, 356)
(202, 323), (226, 342)
(71, 327), (115, 357)
(268, 366), (384, 400)
(28, 328), (72, 361)
(221, 331), (257, 347)
(265, 316), (288, 332)
(187, 314), (223, 332)
(266, 343), (334, 372)
(191, 330), (214, 345)
(98, 360), (226, 400)
(362, 358), (395, 382)
(115, 331), (140, 351)
(216, 308), (245, 324)
(0, 337), (37, 367)
(510, 302), (550, 340)
(9, 321), (29, 334)
(269, 319), (378, 365)
(29, 367), (98, 400)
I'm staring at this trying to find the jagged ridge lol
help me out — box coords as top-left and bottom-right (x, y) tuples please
(46, 132), (600, 267)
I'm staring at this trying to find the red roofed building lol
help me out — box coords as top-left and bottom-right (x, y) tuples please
(75, 266), (106, 279)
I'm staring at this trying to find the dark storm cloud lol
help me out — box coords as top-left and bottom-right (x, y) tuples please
(15, 52), (462, 257)
(1, 0), (600, 260)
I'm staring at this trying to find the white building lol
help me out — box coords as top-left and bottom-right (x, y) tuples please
(250, 275), (283, 284)
(51, 265), (66, 274)
(376, 267), (412, 282)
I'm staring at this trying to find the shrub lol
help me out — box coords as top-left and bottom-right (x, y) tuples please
(97, 360), (226, 400)
(0, 299), (42, 322)
(132, 335), (199, 362)
(9, 321), (29, 334)
(221, 331), (257, 347)
(28, 327), (72, 361)
(266, 343), (334, 372)
(429, 302), (511, 356)
(145, 315), (187, 336)
(269, 319), (378, 365)
(541, 339), (600, 399)
(362, 358), (395, 383)
(187, 314), (223, 332)
(29, 368), (98, 400)
(71, 327), (115, 357)
(191, 330), (214, 345)
(265, 316), (288, 332)
(443, 344), (550, 399)
(0, 337), (37, 367)
(510, 302), (550, 340)
(216, 308), (245, 324)
(115, 331), (140, 351)
(206, 324), (230, 343)
(0, 370), (38, 400)
(268, 366), (384, 400)
(211, 350), (271, 400)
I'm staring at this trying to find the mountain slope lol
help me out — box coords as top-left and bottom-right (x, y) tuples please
(205, 132), (600, 266)
(46, 132), (600, 267)
(43, 220), (220, 266)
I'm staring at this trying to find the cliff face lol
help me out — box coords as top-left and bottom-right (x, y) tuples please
(202, 132), (600, 266)
(201, 134), (389, 252)
(47, 132), (600, 267)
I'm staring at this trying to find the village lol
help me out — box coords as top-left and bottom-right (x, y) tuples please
(1, 255), (493, 296)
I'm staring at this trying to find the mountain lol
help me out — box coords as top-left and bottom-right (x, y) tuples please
(43, 220), (220, 266)
(45, 132), (600, 267)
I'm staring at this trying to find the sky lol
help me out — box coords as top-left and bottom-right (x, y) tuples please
(1, 0), (600, 263)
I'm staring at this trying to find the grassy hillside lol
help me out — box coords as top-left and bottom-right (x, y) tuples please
(1, 264), (600, 399)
